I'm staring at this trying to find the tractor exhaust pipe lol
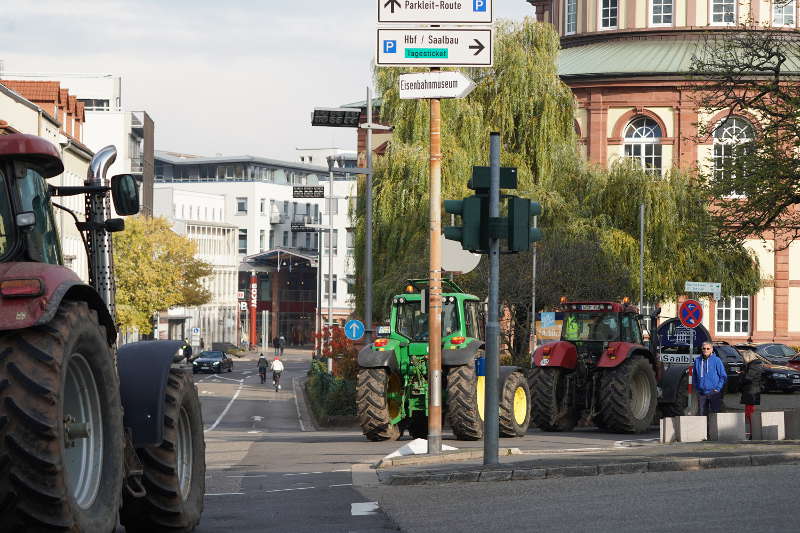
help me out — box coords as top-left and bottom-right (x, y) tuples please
(85, 145), (118, 321)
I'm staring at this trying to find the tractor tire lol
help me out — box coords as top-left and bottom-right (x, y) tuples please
(356, 368), (401, 441)
(0, 300), (125, 531)
(446, 362), (484, 441)
(407, 412), (428, 440)
(120, 369), (205, 532)
(660, 373), (697, 417)
(529, 367), (578, 432)
(596, 357), (658, 433)
(499, 371), (531, 437)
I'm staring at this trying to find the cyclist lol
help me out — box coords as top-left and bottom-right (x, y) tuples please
(271, 356), (285, 391)
(257, 353), (269, 384)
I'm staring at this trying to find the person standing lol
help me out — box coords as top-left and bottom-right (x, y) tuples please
(694, 342), (727, 415)
(739, 350), (762, 439)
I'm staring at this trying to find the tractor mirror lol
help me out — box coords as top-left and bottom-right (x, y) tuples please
(16, 211), (36, 229)
(111, 174), (140, 216)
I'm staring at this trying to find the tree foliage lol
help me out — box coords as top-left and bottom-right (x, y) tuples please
(353, 19), (761, 342)
(690, 26), (800, 244)
(114, 216), (212, 334)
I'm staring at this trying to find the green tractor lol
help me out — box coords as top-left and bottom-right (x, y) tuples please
(356, 280), (531, 441)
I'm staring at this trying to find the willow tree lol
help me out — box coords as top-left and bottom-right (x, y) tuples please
(353, 19), (761, 334)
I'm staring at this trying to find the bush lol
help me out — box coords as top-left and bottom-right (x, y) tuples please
(305, 359), (356, 418)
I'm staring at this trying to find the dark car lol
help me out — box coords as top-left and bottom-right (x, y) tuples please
(746, 343), (798, 365)
(735, 344), (800, 393)
(788, 354), (800, 372)
(192, 351), (233, 374)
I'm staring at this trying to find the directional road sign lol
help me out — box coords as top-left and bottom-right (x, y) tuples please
(293, 185), (325, 199)
(378, 0), (493, 24)
(377, 28), (492, 67)
(344, 319), (365, 341)
(685, 281), (721, 300)
(399, 71), (476, 100)
(679, 299), (703, 329)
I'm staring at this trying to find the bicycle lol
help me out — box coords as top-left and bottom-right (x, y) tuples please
(272, 371), (282, 392)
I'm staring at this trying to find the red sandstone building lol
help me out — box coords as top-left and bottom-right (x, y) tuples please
(526, 0), (800, 344)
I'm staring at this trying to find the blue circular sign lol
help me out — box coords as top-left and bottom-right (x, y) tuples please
(344, 319), (365, 341)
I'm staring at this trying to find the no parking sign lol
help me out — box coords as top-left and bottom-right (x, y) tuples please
(679, 299), (703, 329)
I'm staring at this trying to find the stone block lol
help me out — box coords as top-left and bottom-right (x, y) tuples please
(478, 470), (512, 482)
(708, 412), (745, 442)
(676, 416), (707, 442)
(512, 468), (546, 481)
(598, 462), (648, 476)
(785, 410), (800, 440)
(754, 411), (786, 441)
(660, 417), (677, 444)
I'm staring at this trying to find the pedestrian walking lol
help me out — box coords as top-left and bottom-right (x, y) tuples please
(278, 335), (286, 357)
(257, 353), (269, 384)
(739, 349), (762, 439)
(273, 336), (280, 357)
(694, 341), (727, 415)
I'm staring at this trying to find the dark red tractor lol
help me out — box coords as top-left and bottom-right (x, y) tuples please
(0, 134), (205, 531)
(529, 300), (662, 433)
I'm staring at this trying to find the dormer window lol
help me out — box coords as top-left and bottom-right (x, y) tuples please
(773, 1), (796, 27)
(710, 0), (736, 25)
(651, 0), (673, 26)
(565, 0), (577, 35)
(600, 0), (618, 30)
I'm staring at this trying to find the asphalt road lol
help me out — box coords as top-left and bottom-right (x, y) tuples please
(363, 463), (800, 532)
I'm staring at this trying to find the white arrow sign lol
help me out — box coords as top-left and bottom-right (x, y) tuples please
(378, 0), (493, 24)
(377, 28), (492, 67)
(398, 71), (476, 100)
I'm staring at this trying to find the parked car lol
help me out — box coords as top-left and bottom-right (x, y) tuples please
(712, 342), (745, 393)
(192, 350), (234, 373)
(745, 343), (797, 365)
(735, 344), (800, 393)
(788, 354), (800, 372)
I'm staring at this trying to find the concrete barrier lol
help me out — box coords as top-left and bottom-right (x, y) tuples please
(752, 411), (786, 441)
(676, 416), (708, 442)
(660, 416), (677, 443)
(708, 412), (745, 442)
(785, 410), (800, 440)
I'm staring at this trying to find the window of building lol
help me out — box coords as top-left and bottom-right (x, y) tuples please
(623, 117), (663, 175)
(269, 230), (275, 249)
(773, 1), (796, 26)
(346, 229), (355, 256)
(600, 0), (618, 29)
(323, 229), (338, 255)
(710, 0), (736, 25)
(713, 117), (754, 182)
(305, 233), (311, 249)
(238, 229), (247, 254)
(282, 231), (289, 247)
(259, 230), (265, 252)
(260, 198), (266, 214)
(651, 0), (673, 25)
(323, 275), (338, 298)
(283, 201), (289, 214)
(565, 0), (577, 34)
(236, 197), (247, 215)
(716, 296), (749, 334)
(291, 232), (298, 248)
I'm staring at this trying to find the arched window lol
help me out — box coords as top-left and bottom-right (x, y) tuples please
(713, 117), (754, 180)
(624, 117), (662, 175)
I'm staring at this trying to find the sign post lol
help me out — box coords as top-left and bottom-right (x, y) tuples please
(679, 299), (703, 414)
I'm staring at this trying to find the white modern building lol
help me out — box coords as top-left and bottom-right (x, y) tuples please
(154, 151), (358, 347)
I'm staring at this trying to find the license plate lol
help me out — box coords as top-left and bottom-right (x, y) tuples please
(793, 378), (800, 384)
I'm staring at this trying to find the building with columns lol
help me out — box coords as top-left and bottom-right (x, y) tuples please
(527, 0), (800, 344)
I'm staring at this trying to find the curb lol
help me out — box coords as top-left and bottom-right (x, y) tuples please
(377, 447), (521, 468)
(380, 451), (800, 486)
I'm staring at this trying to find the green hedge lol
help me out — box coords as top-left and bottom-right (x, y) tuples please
(305, 359), (356, 418)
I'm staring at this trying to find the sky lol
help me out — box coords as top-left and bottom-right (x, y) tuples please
(0, 0), (534, 162)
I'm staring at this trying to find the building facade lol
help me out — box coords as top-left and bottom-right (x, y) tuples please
(528, 0), (800, 344)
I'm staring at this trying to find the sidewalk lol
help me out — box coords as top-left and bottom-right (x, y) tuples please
(365, 440), (800, 487)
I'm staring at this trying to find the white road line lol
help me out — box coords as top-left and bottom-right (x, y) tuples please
(351, 502), (380, 516)
(226, 474), (268, 478)
(264, 487), (316, 493)
(283, 472), (323, 476)
(330, 483), (352, 487)
(206, 493), (245, 496)
(292, 377), (306, 431)
(332, 469), (350, 472)
(207, 375), (243, 383)
(204, 379), (244, 433)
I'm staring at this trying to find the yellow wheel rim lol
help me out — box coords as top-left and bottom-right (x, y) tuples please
(476, 375), (485, 421)
(513, 386), (527, 426)
(387, 373), (403, 420)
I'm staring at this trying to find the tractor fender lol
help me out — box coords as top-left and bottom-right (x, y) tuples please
(117, 340), (184, 447)
(442, 339), (482, 367)
(499, 365), (524, 382)
(533, 341), (577, 369)
(658, 363), (690, 404)
(357, 344), (399, 372)
(597, 342), (659, 373)
(0, 262), (116, 343)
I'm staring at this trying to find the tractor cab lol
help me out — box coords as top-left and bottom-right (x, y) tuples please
(558, 301), (645, 364)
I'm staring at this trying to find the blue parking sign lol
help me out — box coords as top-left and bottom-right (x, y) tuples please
(383, 40), (397, 54)
(473, 0), (486, 12)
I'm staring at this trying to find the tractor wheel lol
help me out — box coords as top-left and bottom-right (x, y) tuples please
(499, 371), (531, 437)
(597, 357), (657, 433)
(407, 412), (428, 440)
(356, 368), (401, 441)
(660, 373), (696, 417)
(529, 367), (577, 432)
(120, 369), (205, 532)
(0, 300), (124, 531)
(446, 362), (484, 441)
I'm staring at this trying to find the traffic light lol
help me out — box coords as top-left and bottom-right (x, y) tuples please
(444, 195), (485, 252)
(507, 197), (543, 252)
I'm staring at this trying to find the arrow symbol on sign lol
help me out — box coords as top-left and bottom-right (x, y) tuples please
(469, 39), (485, 56)
(348, 323), (359, 335)
(384, 0), (402, 14)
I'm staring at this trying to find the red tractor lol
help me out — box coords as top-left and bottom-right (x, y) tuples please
(529, 300), (661, 433)
(0, 135), (205, 531)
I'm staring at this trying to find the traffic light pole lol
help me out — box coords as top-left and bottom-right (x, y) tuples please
(484, 132), (501, 466)
(427, 69), (443, 456)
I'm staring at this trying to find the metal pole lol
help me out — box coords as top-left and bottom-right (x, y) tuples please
(484, 132), (501, 466)
(639, 203), (645, 309)
(427, 79), (443, 455)
(365, 86), (374, 340)
(327, 157), (335, 374)
(316, 234), (322, 358)
(530, 216), (537, 353)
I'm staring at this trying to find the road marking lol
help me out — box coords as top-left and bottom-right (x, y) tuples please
(283, 472), (323, 476)
(204, 379), (244, 433)
(247, 430), (262, 434)
(206, 493), (245, 496)
(264, 487), (315, 493)
(332, 469), (350, 472)
(351, 502), (380, 516)
(226, 474), (268, 478)
(207, 375), (243, 384)
(292, 377), (306, 431)
(330, 483), (352, 487)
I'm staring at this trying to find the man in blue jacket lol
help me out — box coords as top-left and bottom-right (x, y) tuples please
(694, 341), (727, 415)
